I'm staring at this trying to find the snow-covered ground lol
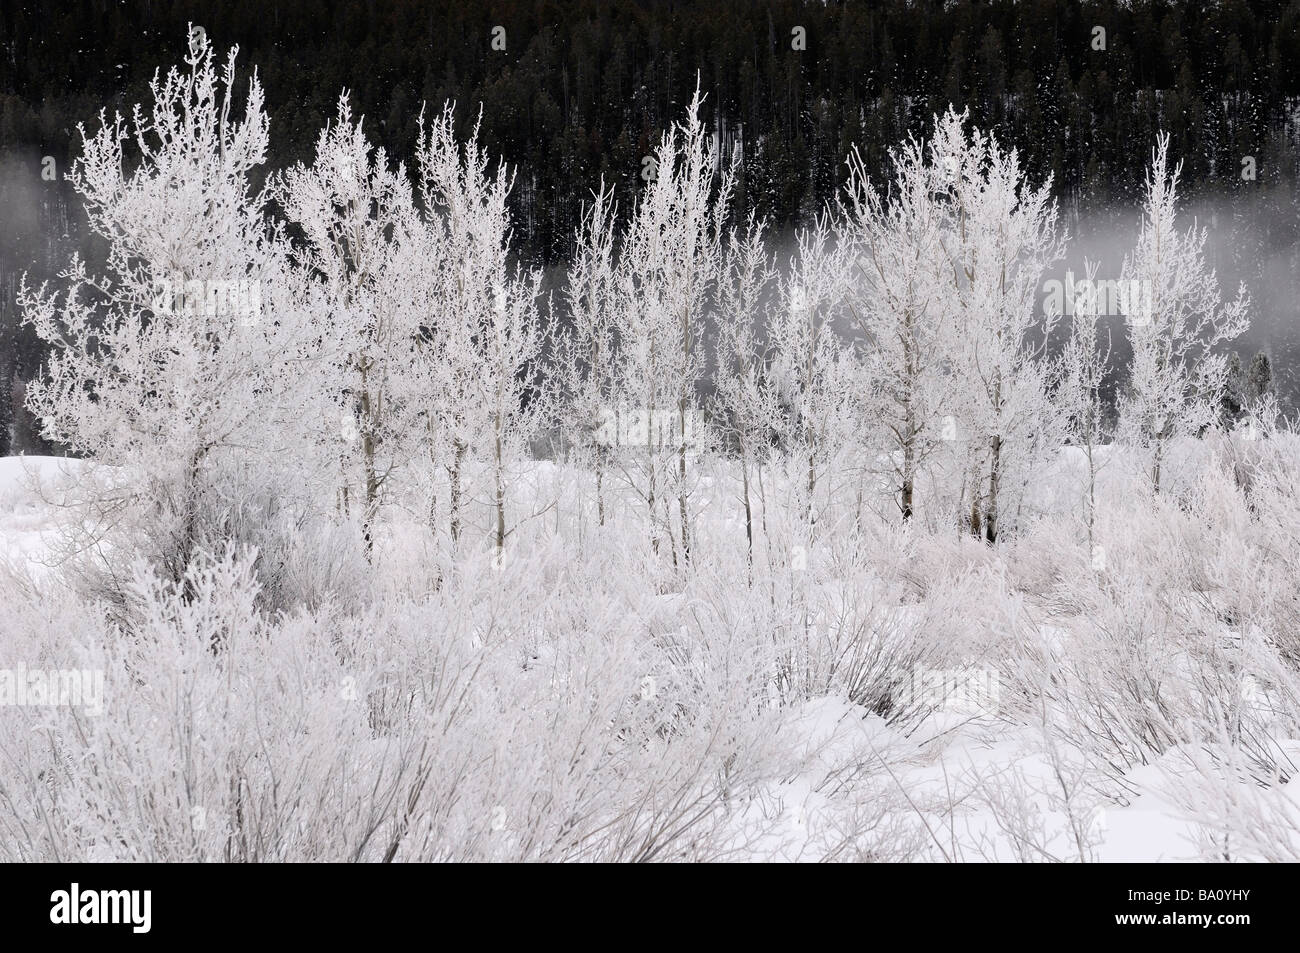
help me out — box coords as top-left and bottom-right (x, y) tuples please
(3, 448), (1297, 863)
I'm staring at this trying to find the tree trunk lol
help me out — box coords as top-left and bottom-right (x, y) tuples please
(494, 416), (506, 560)
(595, 462), (605, 527)
(985, 432), (1002, 544)
(901, 316), (917, 523)
(741, 451), (754, 578)
(646, 413), (658, 557)
(1151, 435), (1164, 495)
(449, 436), (467, 546)
(678, 394), (691, 563)
(179, 446), (205, 607)
(901, 433), (915, 522)
(359, 383), (379, 557)
(677, 298), (692, 564)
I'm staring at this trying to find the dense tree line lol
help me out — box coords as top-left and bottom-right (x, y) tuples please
(16, 34), (1264, 580)
(2, 0), (1299, 455)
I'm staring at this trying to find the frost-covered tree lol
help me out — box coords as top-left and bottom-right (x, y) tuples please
(767, 213), (858, 535)
(413, 104), (546, 558)
(276, 93), (425, 554)
(1056, 261), (1112, 550)
(1118, 133), (1249, 494)
(932, 108), (1065, 542)
(19, 32), (320, 592)
(839, 136), (955, 524)
(713, 210), (776, 572)
(611, 85), (735, 564)
(281, 98), (544, 559)
(557, 181), (619, 527)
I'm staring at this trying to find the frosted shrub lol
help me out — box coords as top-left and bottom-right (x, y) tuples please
(0, 540), (810, 861)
